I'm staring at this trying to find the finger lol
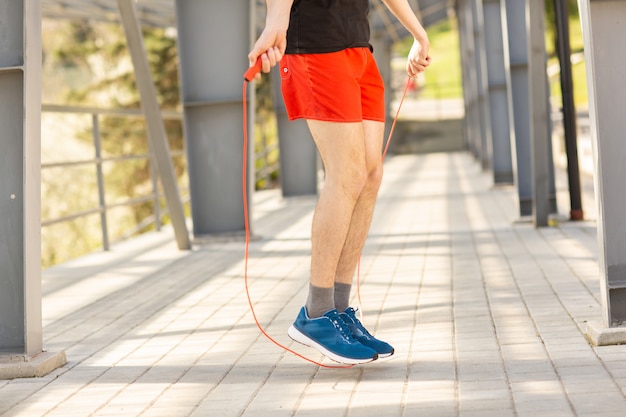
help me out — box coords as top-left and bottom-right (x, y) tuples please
(267, 46), (280, 66)
(249, 48), (263, 67)
(409, 62), (421, 74)
(261, 53), (272, 73)
(412, 62), (427, 74)
(277, 38), (287, 56)
(273, 46), (284, 63)
(248, 53), (258, 67)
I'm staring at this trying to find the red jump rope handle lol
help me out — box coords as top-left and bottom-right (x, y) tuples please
(244, 57), (263, 82)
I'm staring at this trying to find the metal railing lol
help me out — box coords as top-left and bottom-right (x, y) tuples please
(41, 104), (281, 259)
(41, 104), (187, 252)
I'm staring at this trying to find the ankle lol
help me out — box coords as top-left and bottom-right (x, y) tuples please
(334, 282), (352, 313)
(305, 284), (335, 318)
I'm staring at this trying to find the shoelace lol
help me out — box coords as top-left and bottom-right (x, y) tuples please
(344, 308), (373, 338)
(328, 312), (357, 343)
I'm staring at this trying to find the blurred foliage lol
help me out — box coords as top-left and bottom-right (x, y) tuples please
(394, 2), (587, 106)
(41, 19), (279, 267)
(41, 20), (187, 267)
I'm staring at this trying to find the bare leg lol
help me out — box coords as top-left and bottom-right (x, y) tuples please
(306, 120), (370, 291)
(334, 120), (385, 286)
(294, 119), (393, 359)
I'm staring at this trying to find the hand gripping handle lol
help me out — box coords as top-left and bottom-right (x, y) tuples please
(244, 57), (263, 82)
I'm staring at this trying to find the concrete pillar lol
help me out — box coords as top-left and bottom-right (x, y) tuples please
(578, 0), (626, 345)
(483, 0), (513, 184)
(0, 0), (65, 379)
(471, 0), (493, 171)
(457, 0), (482, 160)
(527, 0), (554, 226)
(502, 0), (534, 216)
(175, 0), (254, 235)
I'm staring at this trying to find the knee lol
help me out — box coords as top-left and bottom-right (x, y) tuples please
(341, 168), (369, 201)
(331, 162), (381, 201)
(362, 163), (383, 195)
(367, 164), (383, 188)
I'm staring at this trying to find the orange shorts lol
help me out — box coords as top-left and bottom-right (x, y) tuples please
(279, 48), (385, 122)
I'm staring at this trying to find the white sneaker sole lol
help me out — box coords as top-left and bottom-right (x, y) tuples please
(287, 325), (378, 365)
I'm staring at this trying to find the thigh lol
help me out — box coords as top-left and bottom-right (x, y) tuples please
(306, 120), (366, 181)
(305, 120), (385, 182)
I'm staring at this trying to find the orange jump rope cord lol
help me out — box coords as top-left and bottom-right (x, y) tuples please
(242, 76), (412, 368)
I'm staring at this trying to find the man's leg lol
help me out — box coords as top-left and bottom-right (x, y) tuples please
(334, 120), (385, 306)
(287, 119), (379, 364)
(330, 120), (395, 358)
(304, 120), (369, 318)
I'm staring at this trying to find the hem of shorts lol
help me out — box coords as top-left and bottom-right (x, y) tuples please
(288, 115), (385, 123)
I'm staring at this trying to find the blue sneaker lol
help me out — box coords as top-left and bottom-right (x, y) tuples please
(339, 307), (394, 358)
(288, 307), (378, 364)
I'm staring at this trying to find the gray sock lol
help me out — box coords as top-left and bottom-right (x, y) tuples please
(334, 282), (352, 313)
(305, 284), (335, 318)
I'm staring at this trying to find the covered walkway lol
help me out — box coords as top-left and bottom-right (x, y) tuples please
(2, 152), (624, 417)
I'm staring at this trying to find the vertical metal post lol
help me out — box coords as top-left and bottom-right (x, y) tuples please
(1, 0), (66, 378)
(1, 0), (28, 355)
(457, 0), (481, 159)
(502, 0), (534, 216)
(578, 0), (626, 344)
(455, 1), (471, 154)
(471, 0), (493, 171)
(92, 114), (110, 251)
(175, 0), (254, 234)
(0, 0), (39, 357)
(527, 0), (552, 227)
(116, 0), (190, 249)
(483, 0), (514, 184)
(554, 0), (583, 221)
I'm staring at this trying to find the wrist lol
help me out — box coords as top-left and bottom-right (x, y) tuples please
(265, 5), (291, 31)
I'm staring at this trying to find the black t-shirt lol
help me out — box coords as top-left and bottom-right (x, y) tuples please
(286, 0), (371, 54)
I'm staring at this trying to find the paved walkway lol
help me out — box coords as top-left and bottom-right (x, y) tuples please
(2, 152), (625, 417)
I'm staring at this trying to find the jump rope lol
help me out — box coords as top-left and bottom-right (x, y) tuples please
(242, 57), (411, 368)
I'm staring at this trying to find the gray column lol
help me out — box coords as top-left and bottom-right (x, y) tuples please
(0, 0), (65, 379)
(483, 0), (513, 184)
(527, 0), (553, 227)
(471, 0), (493, 171)
(455, 1), (472, 154)
(579, 0), (626, 345)
(457, 0), (481, 159)
(502, 0), (533, 216)
(271, 69), (317, 197)
(175, 0), (253, 235)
